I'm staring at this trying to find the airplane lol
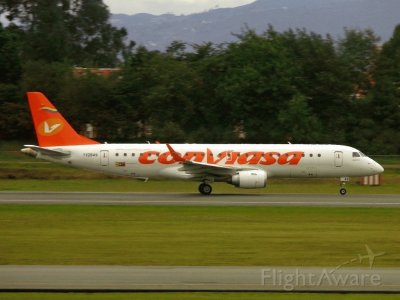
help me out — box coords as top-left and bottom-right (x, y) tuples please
(358, 245), (386, 269)
(21, 92), (384, 195)
(330, 244), (385, 273)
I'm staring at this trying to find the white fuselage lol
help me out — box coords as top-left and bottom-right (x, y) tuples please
(37, 144), (384, 181)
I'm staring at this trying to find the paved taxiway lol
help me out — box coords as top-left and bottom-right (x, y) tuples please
(0, 192), (399, 207)
(1, 266), (399, 292)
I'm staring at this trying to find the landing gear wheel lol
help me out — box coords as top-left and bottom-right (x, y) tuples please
(339, 177), (349, 196)
(199, 183), (212, 195)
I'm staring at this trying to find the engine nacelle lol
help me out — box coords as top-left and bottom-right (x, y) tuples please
(231, 170), (267, 189)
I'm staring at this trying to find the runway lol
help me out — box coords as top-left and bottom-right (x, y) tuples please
(0, 192), (399, 207)
(1, 266), (399, 292)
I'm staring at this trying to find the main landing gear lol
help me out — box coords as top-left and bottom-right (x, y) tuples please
(198, 182), (212, 195)
(339, 177), (349, 196)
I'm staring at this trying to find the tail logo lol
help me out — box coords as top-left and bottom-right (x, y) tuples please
(38, 118), (64, 136)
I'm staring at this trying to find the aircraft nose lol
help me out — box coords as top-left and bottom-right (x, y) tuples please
(375, 162), (384, 174)
(367, 158), (384, 174)
(370, 159), (384, 174)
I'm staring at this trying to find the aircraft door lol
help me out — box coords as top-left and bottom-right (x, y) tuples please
(100, 150), (109, 166)
(334, 151), (343, 167)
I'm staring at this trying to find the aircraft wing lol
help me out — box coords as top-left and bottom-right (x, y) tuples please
(22, 145), (71, 157)
(167, 144), (256, 179)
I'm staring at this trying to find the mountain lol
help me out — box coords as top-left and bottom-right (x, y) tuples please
(110, 0), (400, 51)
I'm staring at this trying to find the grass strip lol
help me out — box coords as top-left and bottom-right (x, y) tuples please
(0, 205), (399, 267)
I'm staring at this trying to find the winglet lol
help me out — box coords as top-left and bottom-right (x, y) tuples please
(166, 144), (185, 162)
(27, 92), (99, 147)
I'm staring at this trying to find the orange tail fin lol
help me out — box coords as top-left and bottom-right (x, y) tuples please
(27, 92), (99, 147)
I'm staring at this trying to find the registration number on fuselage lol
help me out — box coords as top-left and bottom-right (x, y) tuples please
(83, 153), (98, 158)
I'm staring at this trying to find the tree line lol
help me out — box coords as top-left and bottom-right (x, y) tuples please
(0, 1), (399, 154)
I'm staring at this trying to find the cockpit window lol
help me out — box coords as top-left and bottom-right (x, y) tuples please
(360, 152), (366, 157)
(352, 152), (361, 158)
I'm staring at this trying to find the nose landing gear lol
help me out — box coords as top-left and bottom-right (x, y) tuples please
(339, 177), (349, 195)
(340, 187), (347, 195)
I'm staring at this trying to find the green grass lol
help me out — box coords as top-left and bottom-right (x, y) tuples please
(1, 293), (400, 300)
(0, 205), (399, 267)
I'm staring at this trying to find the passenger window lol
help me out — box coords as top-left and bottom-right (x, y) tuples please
(310, 154), (313, 157)
(318, 154), (321, 157)
(116, 153), (119, 157)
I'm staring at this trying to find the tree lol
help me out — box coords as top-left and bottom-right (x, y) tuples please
(19, 60), (70, 100)
(277, 94), (321, 143)
(117, 47), (201, 142)
(67, 0), (131, 66)
(0, 101), (31, 140)
(0, 0), (132, 66)
(368, 25), (400, 153)
(185, 43), (235, 142)
(0, 23), (28, 140)
(213, 28), (301, 143)
(59, 72), (123, 141)
(337, 29), (381, 152)
(337, 28), (380, 97)
(0, 24), (22, 83)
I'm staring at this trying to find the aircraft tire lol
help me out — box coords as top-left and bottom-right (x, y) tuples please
(339, 188), (347, 196)
(199, 183), (212, 195)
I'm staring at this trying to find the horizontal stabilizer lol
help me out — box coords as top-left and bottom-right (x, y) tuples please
(21, 145), (71, 157)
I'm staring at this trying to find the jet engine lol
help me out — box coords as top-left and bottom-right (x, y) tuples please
(231, 170), (267, 189)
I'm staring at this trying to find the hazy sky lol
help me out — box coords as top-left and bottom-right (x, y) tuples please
(103, 0), (255, 15)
